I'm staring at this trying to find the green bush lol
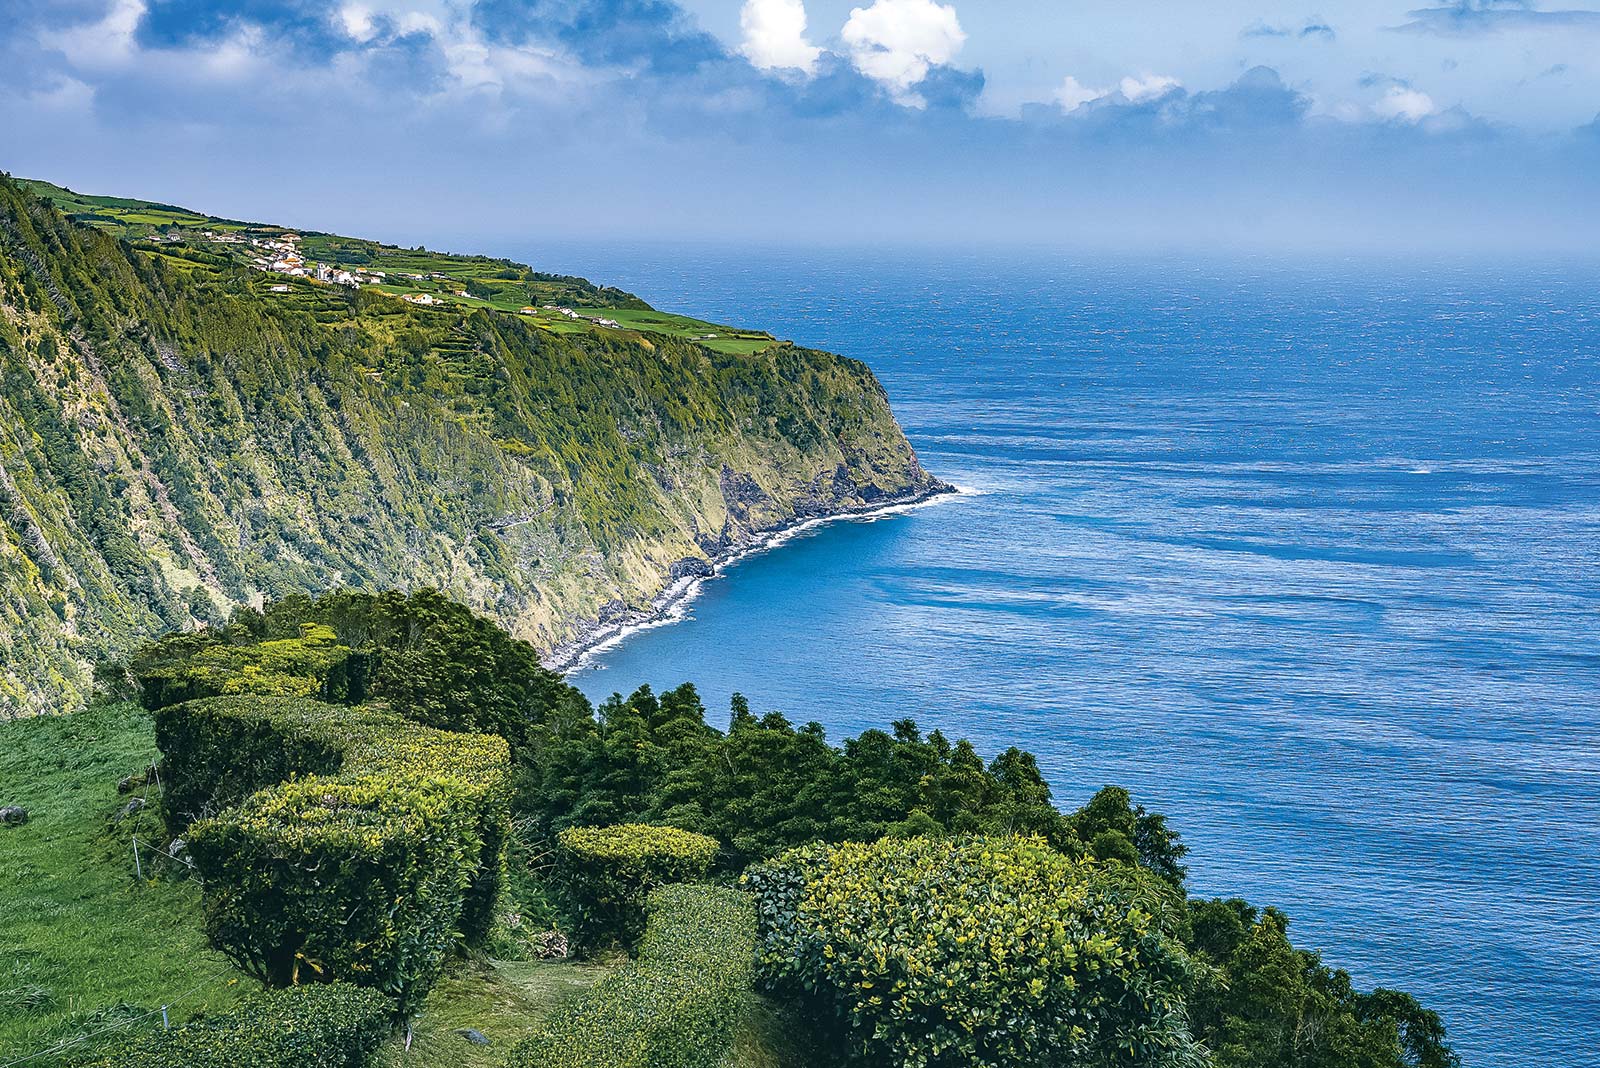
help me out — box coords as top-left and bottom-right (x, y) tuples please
(134, 625), (366, 711)
(744, 835), (1205, 1068)
(502, 884), (755, 1068)
(556, 824), (719, 953)
(90, 982), (391, 1068)
(162, 696), (511, 1017)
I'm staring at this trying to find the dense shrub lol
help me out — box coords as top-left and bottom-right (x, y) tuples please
(745, 835), (1205, 1068)
(133, 624), (366, 711)
(556, 824), (719, 953)
(530, 686), (1085, 868)
(247, 589), (583, 758)
(134, 590), (586, 759)
(163, 696), (511, 1017)
(502, 884), (755, 1068)
(90, 983), (391, 1068)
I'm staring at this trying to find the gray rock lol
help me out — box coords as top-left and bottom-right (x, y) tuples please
(117, 766), (155, 794)
(0, 806), (29, 827)
(456, 1029), (491, 1046)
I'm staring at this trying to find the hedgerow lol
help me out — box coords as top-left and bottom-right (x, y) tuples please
(160, 696), (511, 1017)
(502, 884), (755, 1068)
(744, 835), (1206, 1068)
(555, 824), (719, 953)
(90, 982), (391, 1068)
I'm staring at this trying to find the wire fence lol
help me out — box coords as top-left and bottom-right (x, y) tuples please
(0, 967), (236, 1068)
(3, 762), (223, 1068)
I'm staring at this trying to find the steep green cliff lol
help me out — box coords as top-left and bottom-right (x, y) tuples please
(0, 177), (945, 715)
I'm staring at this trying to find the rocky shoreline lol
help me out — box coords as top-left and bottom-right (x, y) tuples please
(542, 478), (958, 674)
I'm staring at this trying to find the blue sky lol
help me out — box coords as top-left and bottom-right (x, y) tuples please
(2, 0), (1598, 252)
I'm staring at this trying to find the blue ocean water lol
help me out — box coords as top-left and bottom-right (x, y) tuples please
(522, 244), (1600, 1068)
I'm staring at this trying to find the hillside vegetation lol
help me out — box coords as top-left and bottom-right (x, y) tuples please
(0, 591), (1458, 1068)
(0, 176), (943, 714)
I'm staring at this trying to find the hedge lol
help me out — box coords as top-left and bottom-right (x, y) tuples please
(502, 884), (755, 1068)
(90, 982), (391, 1068)
(744, 835), (1206, 1068)
(556, 824), (720, 953)
(160, 696), (511, 1017)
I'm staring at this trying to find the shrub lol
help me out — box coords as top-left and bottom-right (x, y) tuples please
(744, 835), (1205, 1068)
(90, 982), (391, 1068)
(134, 625), (366, 711)
(163, 696), (511, 1017)
(502, 884), (755, 1068)
(556, 824), (719, 953)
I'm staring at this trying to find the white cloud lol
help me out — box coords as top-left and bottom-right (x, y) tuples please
(40, 0), (147, 71)
(1054, 75), (1105, 113)
(339, 4), (379, 43)
(1052, 72), (1181, 114)
(740, 0), (822, 74)
(27, 77), (95, 114)
(1118, 74), (1182, 103)
(1373, 85), (1437, 122)
(841, 0), (966, 106)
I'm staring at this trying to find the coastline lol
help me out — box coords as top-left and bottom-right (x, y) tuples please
(543, 480), (964, 675)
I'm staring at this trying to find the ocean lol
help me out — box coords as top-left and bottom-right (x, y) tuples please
(520, 244), (1600, 1068)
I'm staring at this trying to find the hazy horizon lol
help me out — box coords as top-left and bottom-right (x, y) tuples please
(5, 1), (1599, 255)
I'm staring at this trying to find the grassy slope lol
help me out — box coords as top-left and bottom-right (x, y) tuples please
(0, 703), (239, 1062)
(13, 177), (774, 356)
(0, 705), (810, 1067)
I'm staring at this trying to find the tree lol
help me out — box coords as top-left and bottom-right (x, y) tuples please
(1072, 785), (1190, 886)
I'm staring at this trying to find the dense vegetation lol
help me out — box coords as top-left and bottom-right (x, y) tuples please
(88, 984), (391, 1068)
(504, 885), (756, 1068)
(748, 835), (1203, 1068)
(0, 175), (944, 715)
(161, 696), (512, 1015)
(555, 824), (720, 953)
(50, 589), (1456, 1068)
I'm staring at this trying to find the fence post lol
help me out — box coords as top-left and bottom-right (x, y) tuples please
(132, 836), (143, 880)
(161, 1006), (170, 1030)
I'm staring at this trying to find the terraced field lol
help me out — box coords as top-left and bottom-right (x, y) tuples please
(15, 178), (779, 356)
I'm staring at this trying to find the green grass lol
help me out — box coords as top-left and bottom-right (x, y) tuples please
(0, 704), (812, 1067)
(373, 958), (614, 1068)
(0, 703), (241, 1064)
(0, 704), (614, 1068)
(722, 994), (828, 1068)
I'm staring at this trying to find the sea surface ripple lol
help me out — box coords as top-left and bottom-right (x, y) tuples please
(521, 244), (1600, 1068)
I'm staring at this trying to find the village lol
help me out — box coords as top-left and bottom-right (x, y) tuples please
(234, 229), (626, 327)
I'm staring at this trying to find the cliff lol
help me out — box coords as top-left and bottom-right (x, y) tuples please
(0, 177), (945, 715)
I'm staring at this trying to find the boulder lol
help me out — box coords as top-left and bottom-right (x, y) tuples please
(0, 806), (29, 827)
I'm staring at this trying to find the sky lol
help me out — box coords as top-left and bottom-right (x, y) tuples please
(2, 0), (1599, 253)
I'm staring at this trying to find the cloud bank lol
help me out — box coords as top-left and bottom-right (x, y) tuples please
(2, 0), (1597, 253)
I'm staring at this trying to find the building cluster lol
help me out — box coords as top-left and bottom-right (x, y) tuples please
(543, 305), (620, 328)
(238, 231), (385, 289)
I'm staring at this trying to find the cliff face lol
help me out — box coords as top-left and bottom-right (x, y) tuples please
(0, 180), (944, 715)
